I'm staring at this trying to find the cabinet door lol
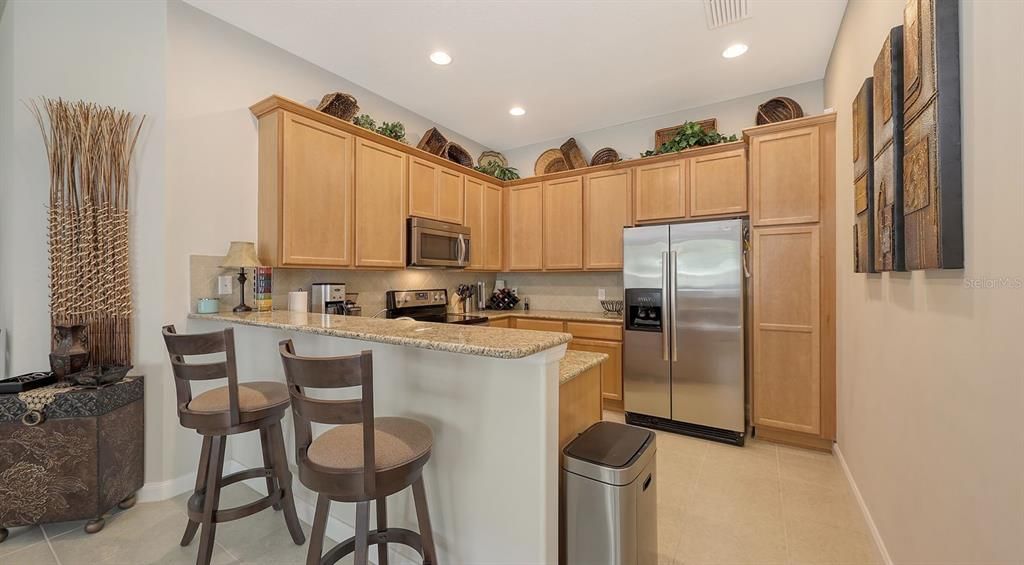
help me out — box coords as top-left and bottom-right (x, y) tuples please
(280, 113), (354, 267)
(752, 225), (821, 435)
(543, 176), (584, 270)
(488, 317), (511, 328)
(750, 126), (821, 225)
(514, 318), (565, 332)
(568, 338), (623, 402)
(689, 148), (747, 217)
(483, 183), (504, 270)
(506, 183), (544, 270)
(584, 169), (632, 270)
(463, 177), (486, 270)
(355, 138), (407, 268)
(634, 159), (687, 222)
(408, 156), (438, 220)
(437, 168), (465, 224)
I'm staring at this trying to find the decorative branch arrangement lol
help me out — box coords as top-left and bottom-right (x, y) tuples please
(29, 98), (144, 367)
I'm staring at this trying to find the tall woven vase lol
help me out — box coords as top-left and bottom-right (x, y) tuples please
(31, 99), (144, 369)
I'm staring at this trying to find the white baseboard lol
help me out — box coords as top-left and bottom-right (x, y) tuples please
(835, 444), (894, 565)
(137, 470), (196, 503)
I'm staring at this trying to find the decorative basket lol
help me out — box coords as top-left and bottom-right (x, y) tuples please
(417, 127), (448, 155)
(654, 118), (718, 148)
(559, 138), (589, 170)
(478, 151), (508, 168)
(590, 147), (621, 166)
(535, 148), (568, 176)
(756, 97), (804, 125)
(443, 142), (474, 167)
(316, 92), (359, 122)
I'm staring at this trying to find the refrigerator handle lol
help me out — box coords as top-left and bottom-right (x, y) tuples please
(670, 250), (678, 362)
(661, 251), (670, 362)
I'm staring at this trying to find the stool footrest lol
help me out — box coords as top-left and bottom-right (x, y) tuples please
(187, 466), (282, 524)
(320, 528), (424, 565)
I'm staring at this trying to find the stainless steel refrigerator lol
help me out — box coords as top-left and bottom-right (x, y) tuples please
(623, 218), (747, 445)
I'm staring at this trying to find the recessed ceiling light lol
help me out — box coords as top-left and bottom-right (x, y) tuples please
(509, 107), (526, 116)
(429, 51), (452, 65)
(722, 43), (748, 59)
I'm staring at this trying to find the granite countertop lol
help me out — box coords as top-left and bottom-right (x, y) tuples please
(188, 311), (571, 360)
(484, 309), (623, 323)
(559, 350), (609, 385)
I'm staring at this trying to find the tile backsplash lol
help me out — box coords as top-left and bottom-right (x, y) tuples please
(497, 272), (623, 312)
(189, 255), (496, 315)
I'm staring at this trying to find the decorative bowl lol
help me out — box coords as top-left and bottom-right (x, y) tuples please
(600, 299), (624, 315)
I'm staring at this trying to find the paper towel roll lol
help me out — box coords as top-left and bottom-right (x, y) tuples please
(288, 291), (308, 313)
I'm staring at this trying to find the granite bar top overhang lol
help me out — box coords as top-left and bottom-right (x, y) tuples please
(559, 350), (609, 385)
(188, 310), (571, 360)
(481, 309), (623, 324)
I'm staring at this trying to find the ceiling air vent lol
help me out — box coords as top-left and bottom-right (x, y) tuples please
(704, 0), (750, 30)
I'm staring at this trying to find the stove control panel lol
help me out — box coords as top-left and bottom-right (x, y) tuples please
(386, 289), (449, 309)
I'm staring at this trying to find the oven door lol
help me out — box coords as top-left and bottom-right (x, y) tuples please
(408, 218), (471, 268)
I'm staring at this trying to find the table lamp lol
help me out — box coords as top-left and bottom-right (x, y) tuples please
(221, 241), (261, 312)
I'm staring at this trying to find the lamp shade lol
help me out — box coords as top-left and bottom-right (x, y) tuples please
(221, 241), (261, 268)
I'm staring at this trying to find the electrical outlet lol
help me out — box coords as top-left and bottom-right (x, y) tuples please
(511, 287), (518, 296)
(598, 288), (606, 301)
(218, 275), (233, 295)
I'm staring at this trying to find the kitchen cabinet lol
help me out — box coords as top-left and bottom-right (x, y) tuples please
(512, 318), (565, 333)
(257, 110), (355, 267)
(355, 137), (407, 268)
(506, 183), (544, 271)
(752, 225), (820, 435)
(749, 125), (821, 226)
(408, 156), (464, 225)
(559, 363), (603, 449)
(542, 176), (584, 270)
(487, 317), (511, 328)
(634, 158), (686, 222)
(689, 147), (747, 217)
(464, 178), (503, 271)
(584, 169), (632, 270)
(568, 338), (623, 404)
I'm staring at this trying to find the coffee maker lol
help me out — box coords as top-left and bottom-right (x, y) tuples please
(310, 283), (347, 315)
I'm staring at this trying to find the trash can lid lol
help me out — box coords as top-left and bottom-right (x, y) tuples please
(565, 421), (654, 469)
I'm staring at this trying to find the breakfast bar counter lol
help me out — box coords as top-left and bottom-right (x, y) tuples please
(187, 310), (570, 564)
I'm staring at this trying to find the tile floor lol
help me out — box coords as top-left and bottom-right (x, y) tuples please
(2, 414), (880, 565)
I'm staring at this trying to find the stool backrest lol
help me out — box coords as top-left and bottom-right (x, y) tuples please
(278, 340), (375, 494)
(162, 324), (242, 427)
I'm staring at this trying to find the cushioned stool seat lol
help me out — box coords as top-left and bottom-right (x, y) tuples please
(187, 381), (289, 414)
(308, 417), (433, 472)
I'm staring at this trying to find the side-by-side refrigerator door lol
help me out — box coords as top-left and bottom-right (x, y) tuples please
(623, 225), (671, 419)
(670, 219), (745, 433)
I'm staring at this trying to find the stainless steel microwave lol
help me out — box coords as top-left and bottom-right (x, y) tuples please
(407, 217), (471, 268)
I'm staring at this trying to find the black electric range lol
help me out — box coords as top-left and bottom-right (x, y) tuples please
(385, 289), (489, 325)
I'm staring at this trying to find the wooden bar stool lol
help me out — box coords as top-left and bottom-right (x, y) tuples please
(278, 340), (438, 565)
(162, 325), (305, 565)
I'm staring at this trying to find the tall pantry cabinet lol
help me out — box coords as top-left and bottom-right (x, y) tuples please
(746, 114), (836, 451)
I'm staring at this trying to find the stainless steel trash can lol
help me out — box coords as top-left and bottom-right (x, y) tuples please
(563, 421), (657, 565)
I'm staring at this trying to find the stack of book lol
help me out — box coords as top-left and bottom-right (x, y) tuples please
(254, 266), (272, 312)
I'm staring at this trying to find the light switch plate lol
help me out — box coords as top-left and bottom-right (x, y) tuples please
(218, 275), (233, 295)
(598, 288), (606, 300)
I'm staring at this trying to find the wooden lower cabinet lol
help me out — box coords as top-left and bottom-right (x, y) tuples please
(355, 138), (407, 268)
(558, 364), (603, 449)
(487, 317), (511, 328)
(752, 225), (823, 438)
(512, 318), (565, 332)
(506, 183), (544, 270)
(567, 338), (623, 405)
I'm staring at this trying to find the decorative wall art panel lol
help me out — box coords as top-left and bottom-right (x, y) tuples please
(872, 26), (906, 271)
(902, 0), (963, 269)
(852, 78), (875, 273)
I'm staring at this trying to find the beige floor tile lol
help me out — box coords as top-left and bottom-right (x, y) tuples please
(1, 539), (60, 565)
(212, 485), (317, 565)
(0, 526), (45, 558)
(702, 441), (780, 483)
(603, 409), (626, 423)
(689, 469), (783, 524)
(675, 508), (788, 564)
(778, 448), (847, 489)
(40, 519), (88, 538)
(785, 518), (881, 564)
(780, 478), (867, 534)
(656, 430), (711, 462)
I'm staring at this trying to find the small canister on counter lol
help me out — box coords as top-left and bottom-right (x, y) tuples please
(197, 298), (219, 314)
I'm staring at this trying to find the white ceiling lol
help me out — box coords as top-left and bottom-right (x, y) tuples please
(185, 0), (847, 151)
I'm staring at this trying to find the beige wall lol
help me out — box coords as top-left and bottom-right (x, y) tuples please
(824, 1), (1024, 562)
(498, 272), (623, 312)
(503, 80), (823, 177)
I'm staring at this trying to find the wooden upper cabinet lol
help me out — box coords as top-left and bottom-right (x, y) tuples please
(355, 138), (407, 268)
(584, 169), (632, 270)
(257, 110), (354, 268)
(634, 159), (686, 222)
(752, 224), (821, 435)
(407, 156), (464, 224)
(543, 176), (584, 270)
(483, 183), (503, 270)
(749, 125), (821, 226)
(463, 176), (486, 270)
(689, 148), (747, 217)
(506, 183), (544, 271)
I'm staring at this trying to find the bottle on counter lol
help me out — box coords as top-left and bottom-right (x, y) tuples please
(524, 296), (530, 311)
